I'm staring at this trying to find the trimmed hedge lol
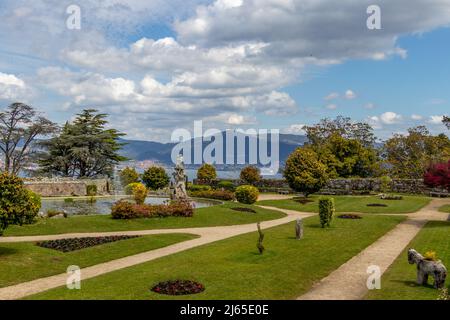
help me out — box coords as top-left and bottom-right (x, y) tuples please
(189, 190), (235, 201)
(319, 198), (335, 228)
(111, 200), (194, 219)
(235, 185), (259, 204)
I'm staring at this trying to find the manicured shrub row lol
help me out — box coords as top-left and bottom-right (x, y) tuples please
(189, 190), (235, 201)
(231, 207), (257, 213)
(36, 235), (139, 252)
(319, 198), (335, 228)
(235, 185), (259, 204)
(111, 200), (194, 219)
(187, 184), (212, 192)
(151, 280), (205, 295)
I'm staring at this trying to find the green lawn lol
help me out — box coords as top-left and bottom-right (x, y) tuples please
(0, 233), (196, 288)
(257, 195), (431, 214)
(28, 214), (405, 300)
(439, 204), (450, 214)
(366, 221), (450, 300)
(4, 203), (285, 237)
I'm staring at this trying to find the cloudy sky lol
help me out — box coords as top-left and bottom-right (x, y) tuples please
(0, 0), (449, 142)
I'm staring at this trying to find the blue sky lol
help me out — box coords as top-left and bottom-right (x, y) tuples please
(0, 0), (449, 142)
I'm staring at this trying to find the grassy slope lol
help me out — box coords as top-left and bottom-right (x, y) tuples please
(4, 203), (285, 237)
(0, 233), (197, 288)
(257, 195), (431, 214)
(29, 215), (405, 300)
(438, 205), (450, 214)
(366, 221), (450, 300)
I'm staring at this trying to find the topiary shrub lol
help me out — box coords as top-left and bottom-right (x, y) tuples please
(131, 183), (148, 205)
(142, 166), (170, 191)
(217, 180), (236, 192)
(319, 197), (335, 228)
(197, 163), (217, 182)
(86, 184), (97, 196)
(124, 182), (141, 195)
(0, 173), (41, 235)
(283, 148), (329, 197)
(119, 167), (140, 187)
(235, 185), (259, 204)
(240, 166), (261, 185)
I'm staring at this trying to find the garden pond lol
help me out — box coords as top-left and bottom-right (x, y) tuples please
(41, 196), (217, 216)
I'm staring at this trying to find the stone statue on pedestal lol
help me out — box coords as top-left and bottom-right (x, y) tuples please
(171, 155), (188, 201)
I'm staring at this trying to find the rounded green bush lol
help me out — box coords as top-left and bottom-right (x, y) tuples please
(0, 173), (41, 234)
(235, 185), (259, 204)
(142, 166), (170, 191)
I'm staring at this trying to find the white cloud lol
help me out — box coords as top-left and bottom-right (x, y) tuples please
(429, 115), (444, 124)
(380, 112), (402, 124)
(411, 114), (423, 120)
(344, 89), (356, 100)
(0, 72), (31, 101)
(284, 124), (306, 135)
(175, 0), (450, 63)
(324, 92), (339, 100)
(326, 104), (337, 110)
(364, 103), (375, 109)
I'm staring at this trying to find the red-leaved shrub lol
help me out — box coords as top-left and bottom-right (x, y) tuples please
(424, 160), (450, 191)
(111, 200), (194, 219)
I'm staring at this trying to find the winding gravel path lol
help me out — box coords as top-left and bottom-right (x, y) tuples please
(298, 198), (450, 300)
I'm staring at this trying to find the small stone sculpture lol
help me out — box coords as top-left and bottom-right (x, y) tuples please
(295, 218), (304, 240)
(408, 249), (447, 289)
(257, 222), (265, 255)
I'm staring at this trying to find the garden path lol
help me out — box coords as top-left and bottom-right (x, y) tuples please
(298, 198), (450, 300)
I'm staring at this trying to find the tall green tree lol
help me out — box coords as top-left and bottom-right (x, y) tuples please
(443, 116), (450, 130)
(315, 133), (380, 178)
(303, 117), (380, 178)
(383, 126), (450, 179)
(40, 109), (127, 177)
(304, 116), (376, 148)
(0, 103), (58, 174)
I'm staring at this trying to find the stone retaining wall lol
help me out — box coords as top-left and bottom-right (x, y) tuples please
(24, 179), (111, 197)
(195, 177), (448, 196)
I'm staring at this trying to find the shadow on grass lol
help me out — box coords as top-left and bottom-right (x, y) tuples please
(391, 279), (435, 289)
(0, 247), (19, 257)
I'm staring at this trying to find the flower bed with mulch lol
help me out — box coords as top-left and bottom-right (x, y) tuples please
(337, 214), (362, 220)
(151, 280), (205, 295)
(231, 207), (257, 213)
(367, 203), (388, 207)
(36, 235), (140, 252)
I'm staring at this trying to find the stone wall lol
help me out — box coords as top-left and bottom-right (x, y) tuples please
(196, 177), (448, 196)
(24, 179), (111, 197)
(322, 178), (432, 195)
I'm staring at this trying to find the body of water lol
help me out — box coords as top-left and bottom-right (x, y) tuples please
(42, 196), (216, 216)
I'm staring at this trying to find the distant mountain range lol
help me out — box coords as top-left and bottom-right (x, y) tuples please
(119, 133), (308, 167)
